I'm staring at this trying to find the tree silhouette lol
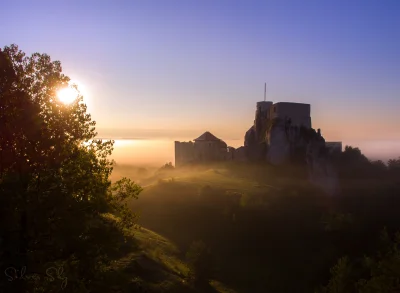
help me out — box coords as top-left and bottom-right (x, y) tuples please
(0, 44), (142, 292)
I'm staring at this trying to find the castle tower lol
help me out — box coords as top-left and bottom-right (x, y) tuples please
(255, 101), (273, 121)
(175, 141), (195, 167)
(254, 101), (273, 143)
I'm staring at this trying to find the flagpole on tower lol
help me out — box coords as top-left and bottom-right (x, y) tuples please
(264, 82), (266, 101)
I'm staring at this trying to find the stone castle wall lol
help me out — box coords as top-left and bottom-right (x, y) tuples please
(174, 141), (196, 167)
(325, 142), (343, 154)
(175, 138), (233, 167)
(254, 101), (273, 143)
(270, 102), (312, 128)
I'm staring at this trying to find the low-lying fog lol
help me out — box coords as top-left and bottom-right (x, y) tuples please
(110, 139), (243, 167)
(108, 138), (400, 167)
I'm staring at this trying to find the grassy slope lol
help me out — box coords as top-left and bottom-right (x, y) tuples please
(105, 225), (237, 293)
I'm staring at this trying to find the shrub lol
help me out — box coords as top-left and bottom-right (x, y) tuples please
(185, 240), (213, 285)
(160, 162), (175, 171)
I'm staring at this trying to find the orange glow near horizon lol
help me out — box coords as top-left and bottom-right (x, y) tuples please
(106, 136), (400, 168)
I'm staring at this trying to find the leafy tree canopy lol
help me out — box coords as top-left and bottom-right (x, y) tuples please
(0, 44), (142, 292)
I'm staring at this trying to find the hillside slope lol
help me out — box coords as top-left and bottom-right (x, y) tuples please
(105, 225), (237, 293)
(126, 163), (330, 293)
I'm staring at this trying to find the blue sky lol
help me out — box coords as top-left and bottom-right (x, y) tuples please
(1, 0), (399, 158)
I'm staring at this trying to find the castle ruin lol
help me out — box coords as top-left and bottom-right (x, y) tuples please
(174, 132), (234, 167)
(174, 100), (342, 168)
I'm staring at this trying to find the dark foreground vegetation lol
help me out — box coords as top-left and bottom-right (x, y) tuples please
(0, 45), (142, 293)
(1, 44), (400, 293)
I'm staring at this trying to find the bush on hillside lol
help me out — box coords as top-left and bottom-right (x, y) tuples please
(334, 146), (394, 180)
(137, 167), (148, 176)
(318, 229), (400, 293)
(185, 240), (214, 285)
(198, 185), (213, 197)
(322, 213), (354, 232)
(388, 157), (400, 172)
(159, 162), (174, 171)
(239, 193), (253, 207)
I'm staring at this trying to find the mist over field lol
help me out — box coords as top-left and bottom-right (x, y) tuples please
(109, 138), (400, 167)
(109, 139), (243, 166)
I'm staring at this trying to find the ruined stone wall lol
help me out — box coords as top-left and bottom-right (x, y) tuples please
(194, 140), (231, 162)
(306, 138), (339, 196)
(175, 140), (233, 167)
(265, 118), (291, 164)
(244, 126), (256, 147)
(174, 141), (196, 167)
(233, 146), (247, 162)
(255, 101), (273, 121)
(270, 102), (312, 128)
(254, 101), (273, 143)
(227, 147), (236, 160)
(325, 142), (342, 154)
(194, 141), (218, 162)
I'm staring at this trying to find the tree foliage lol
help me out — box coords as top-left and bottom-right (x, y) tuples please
(388, 157), (400, 173)
(0, 44), (142, 292)
(319, 229), (400, 293)
(185, 240), (214, 285)
(159, 162), (174, 171)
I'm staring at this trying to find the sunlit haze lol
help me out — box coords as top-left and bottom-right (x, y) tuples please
(2, 0), (399, 163)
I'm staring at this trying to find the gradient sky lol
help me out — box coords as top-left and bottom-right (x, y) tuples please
(1, 0), (399, 159)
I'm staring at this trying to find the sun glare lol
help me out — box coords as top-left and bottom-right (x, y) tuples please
(57, 87), (79, 104)
(56, 79), (92, 110)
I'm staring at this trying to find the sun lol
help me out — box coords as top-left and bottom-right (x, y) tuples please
(57, 87), (79, 104)
(56, 79), (91, 108)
